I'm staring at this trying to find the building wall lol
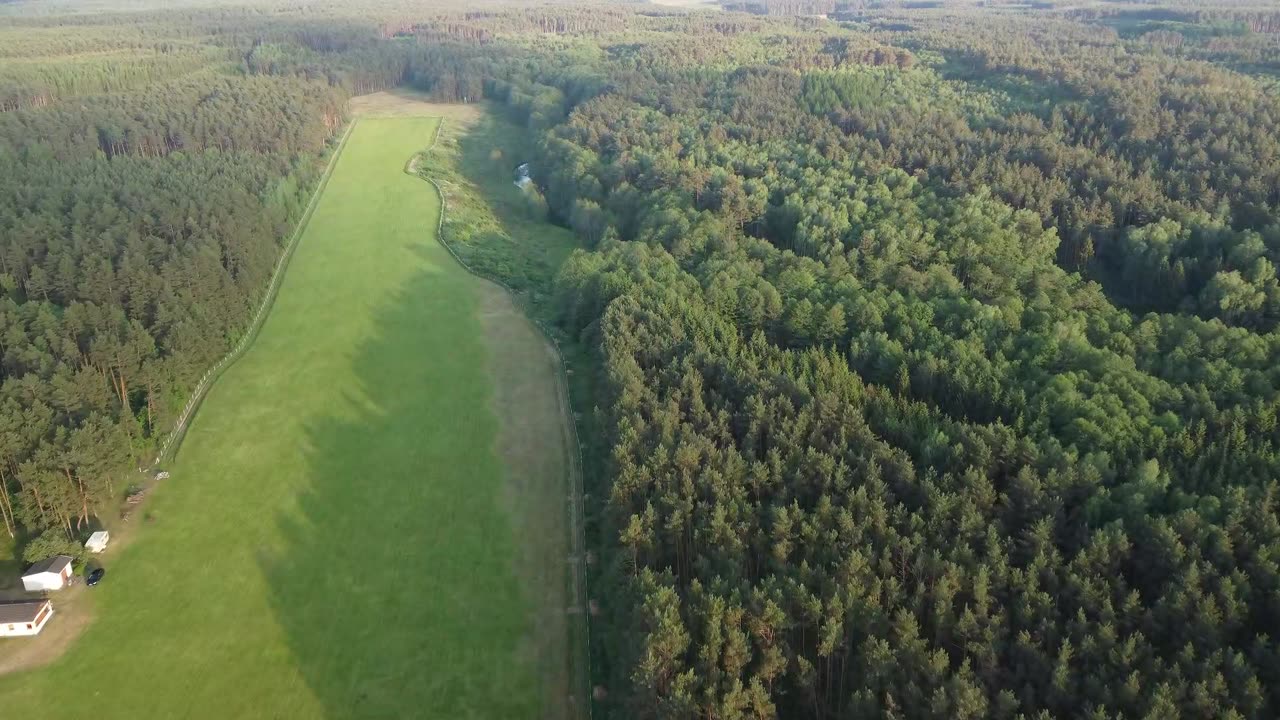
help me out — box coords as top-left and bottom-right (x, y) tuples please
(21, 572), (65, 592)
(0, 605), (53, 637)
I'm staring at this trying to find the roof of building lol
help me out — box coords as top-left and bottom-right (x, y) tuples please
(0, 600), (50, 624)
(23, 555), (73, 577)
(87, 531), (109, 542)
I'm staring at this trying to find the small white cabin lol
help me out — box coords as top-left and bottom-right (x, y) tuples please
(0, 600), (54, 637)
(21, 555), (74, 592)
(85, 531), (110, 554)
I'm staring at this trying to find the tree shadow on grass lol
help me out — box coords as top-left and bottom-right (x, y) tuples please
(260, 266), (541, 719)
(433, 109), (579, 306)
(434, 107), (603, 715)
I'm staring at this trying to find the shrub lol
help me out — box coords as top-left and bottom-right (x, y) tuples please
(21, 528), (84, 564)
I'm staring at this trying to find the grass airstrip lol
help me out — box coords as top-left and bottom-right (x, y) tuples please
(0, 110), (575, 718)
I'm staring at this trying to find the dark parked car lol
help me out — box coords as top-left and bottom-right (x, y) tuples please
(86, 567), (105, 587)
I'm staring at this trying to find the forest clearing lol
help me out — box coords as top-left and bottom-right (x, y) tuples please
(11, 0), (1280, 716)
(0, 114), (575, 719)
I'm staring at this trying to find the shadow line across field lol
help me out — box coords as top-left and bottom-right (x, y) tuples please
(416, 108), (595, 720)
(261, 264), (538, 719)
(257, 110), (577, 720)
(0, 113), (568, 720)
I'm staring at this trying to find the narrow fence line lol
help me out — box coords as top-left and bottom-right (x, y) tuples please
(414, 120), (594, 720)
(147, 120), (358, 471)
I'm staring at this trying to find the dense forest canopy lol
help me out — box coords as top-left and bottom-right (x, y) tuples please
(7, 0), (1280, 716)
(0, 6), (358, 542)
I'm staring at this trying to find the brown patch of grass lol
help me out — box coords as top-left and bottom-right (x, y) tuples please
(349, 90), (484, 126)
(475, 281), (575, 720)
(415, 101), (588, 718)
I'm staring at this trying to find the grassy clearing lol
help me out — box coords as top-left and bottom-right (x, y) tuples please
(474, 283), (576, 720)
(412, 98), (579, 313)
(359, 91), (594, 717)
(0, 115), (567, 718)
(349, 89), (485, 123)
(404, 98), (601, 719)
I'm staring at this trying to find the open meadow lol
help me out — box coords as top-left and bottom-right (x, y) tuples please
(0, 115), (574, 719)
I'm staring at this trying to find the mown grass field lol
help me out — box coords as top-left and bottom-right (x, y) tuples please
(0, 116), (566, 718)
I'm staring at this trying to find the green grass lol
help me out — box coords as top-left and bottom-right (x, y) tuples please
(0, 117), (544, 718)
(423, 105), (578, 314)
(418, 105), (595, 714)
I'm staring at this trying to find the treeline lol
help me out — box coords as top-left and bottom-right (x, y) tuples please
(0, 13), (345, 541)
(1069, 5), (1280, 35)
(265, 4), (1280, 712)
(541, 78), (1280, 720)
(377, 3), (1280, 717)
(0, 151), (318, 535)
(0, 73), (344, 161)
(0, 46), (218, 112)
(799, 12), (1280, 330)
(722, 0), (836, 16)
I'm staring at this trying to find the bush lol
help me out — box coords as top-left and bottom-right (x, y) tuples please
(21, 528), (84, 564)
(521, 185), (549, 221)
